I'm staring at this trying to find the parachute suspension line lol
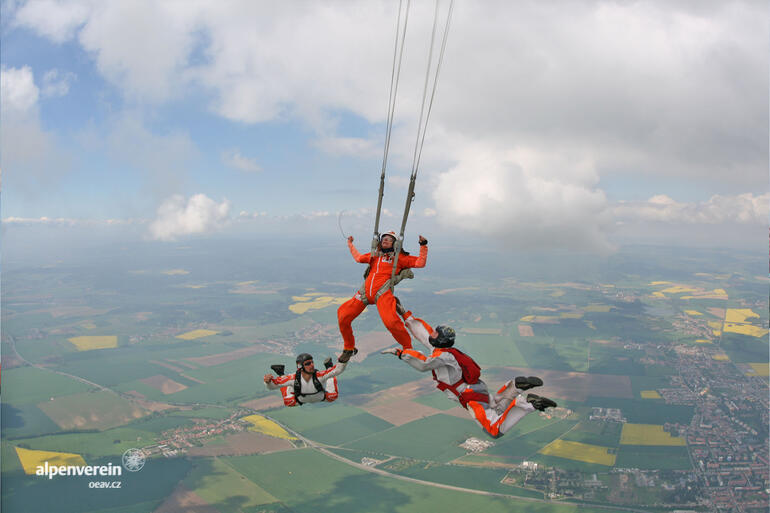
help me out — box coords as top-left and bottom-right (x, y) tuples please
(414, 0), (453, 178)
(373, 0), (411, 253)
(390, 0), (454, 287)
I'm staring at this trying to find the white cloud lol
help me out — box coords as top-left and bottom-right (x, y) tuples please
(1, 65), (39, 112)
(10, 1), (767, 248)
(41, 69), (76, 97)
(432, 143), (612, 252)
(612, 193), (769, 224)
(222, 148), (261, 173)
(148, 194), (230, 241)
(2, 216), (141, 226)
(13, 0), (90, 43)
(312, 136), (381, 158)
(1, 66), (71, 192)
(423, 208), (437, 217)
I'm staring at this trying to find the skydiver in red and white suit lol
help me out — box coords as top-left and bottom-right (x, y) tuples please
(337, 231), (428, 362)
(263, 354), (347, 407)
(382, 306), (558, 438)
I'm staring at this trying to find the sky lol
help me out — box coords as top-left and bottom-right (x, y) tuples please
(1, 0), (768, 254)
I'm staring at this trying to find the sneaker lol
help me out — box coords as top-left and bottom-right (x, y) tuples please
(270, 364), (285, 376)
(323, 357), (333, 369)
(515, 376), (543, 391)
(338, 348), (358, 363)
(526, 394), (557, 412)
(394, 297), (406, 317)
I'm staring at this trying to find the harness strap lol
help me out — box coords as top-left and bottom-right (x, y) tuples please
(293, 371), (325, 406)
(357, 268), (414, 306)
(432, 372), (488, 408)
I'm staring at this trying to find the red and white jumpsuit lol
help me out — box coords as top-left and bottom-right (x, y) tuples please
(265, 362), (347, 407)
(398, 312), (535, 438)
(337, 240), (427, 351)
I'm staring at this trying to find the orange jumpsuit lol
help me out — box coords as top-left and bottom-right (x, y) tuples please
(337, 240), (427, 350)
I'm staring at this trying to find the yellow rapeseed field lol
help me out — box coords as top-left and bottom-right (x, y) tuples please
(684, 310), (702, 316)
(241, 415), (296, 440)
(649, 281), (672, 285)
(712, 353), (729, 361)
(15, 447), (86, 475)
(652, 291), (666, 298)
(560, 312), (583, 319)
(67, 336), (118, 351)
(539, 440), (616, 466)
(695, 339), (712, 344)
(725, 308), (759, 323)
(660, 286), (698, 294)
(289, 294), (347, 314)
(640, 390), (661, 399)
(723, 323), (768, 338)
(747, 363), (769, 377)
(620, 424), (685, 446)
(176, 329), (218, 340)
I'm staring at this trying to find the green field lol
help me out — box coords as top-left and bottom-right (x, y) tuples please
(413, 391), (459, 411)
(267, 404), (371, 433)
(224, 448), (584, 513)
(184, 457), (278, 511)
(615, 445), (692, 470)
(345, 414), (475, 463)
(561, 420), (622, 447)
(586, 398), (695, 425)
(1, 367), (94, 406)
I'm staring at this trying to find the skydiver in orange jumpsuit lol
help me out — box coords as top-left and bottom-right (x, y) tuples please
(337, 231), (428, 362)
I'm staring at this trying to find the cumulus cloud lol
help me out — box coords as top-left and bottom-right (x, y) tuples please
(1, 65), (39, 112)
(1, 66), (71, 191)
(433, 143), (612, 252)
(41, 68), (76, 97)
(13, 0), (90, 43)
(11, 1), (767, 249)
(612, 193), (769, 224)
(148, 194), (230, 241)
(222, 148), (261, 173)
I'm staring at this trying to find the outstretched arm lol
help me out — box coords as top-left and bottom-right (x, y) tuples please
(383, 347), (446, 373)
(317, 361), (347, 382)
(347, 236), (370, 264)
(264, 373), (293, 390)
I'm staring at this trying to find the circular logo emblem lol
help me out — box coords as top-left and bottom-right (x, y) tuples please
(122, 448), (146, 472)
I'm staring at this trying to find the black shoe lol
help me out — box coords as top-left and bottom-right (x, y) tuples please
(338, 348), (358, 363)
(515, 376), (543, 391)
(394, 297), (406, 317)
(270, 364), (285, 376)
(527, 394), (557, 412)
(323, 357), (333, 369)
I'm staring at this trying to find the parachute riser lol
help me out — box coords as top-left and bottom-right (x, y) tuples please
(389, 174), (417, 290)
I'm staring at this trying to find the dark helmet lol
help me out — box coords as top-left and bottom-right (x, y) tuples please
(296, 353), (314, 367)
(429, 325), (455, 348)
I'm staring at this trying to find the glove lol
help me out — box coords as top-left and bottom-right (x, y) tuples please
(419, 235), (428, 246)
(381, 348), (403, 359)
